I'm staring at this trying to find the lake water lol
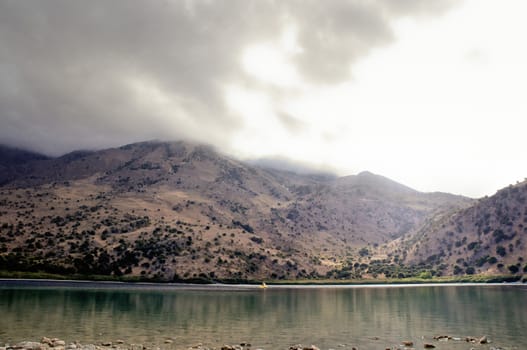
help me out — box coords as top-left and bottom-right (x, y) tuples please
(1, 280), (526, 350)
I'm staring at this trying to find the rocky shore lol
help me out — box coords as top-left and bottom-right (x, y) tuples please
(0, 335), (508, 350)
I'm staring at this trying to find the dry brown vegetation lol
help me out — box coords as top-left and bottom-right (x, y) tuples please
(1, 140), (523, 282)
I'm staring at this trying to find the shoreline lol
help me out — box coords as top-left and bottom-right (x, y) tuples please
(0, 335), (500, 350)
(0, 270), (527, 290)
(0, 277), (525, 291)
(0, 270), (527, 285)
(0, 269), (525, 286)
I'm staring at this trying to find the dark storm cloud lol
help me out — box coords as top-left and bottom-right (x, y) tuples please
(0, 0), (456, 155)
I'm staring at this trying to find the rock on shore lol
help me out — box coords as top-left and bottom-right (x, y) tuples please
(1, 338), (144, 350)
(0, 335), (504, 350)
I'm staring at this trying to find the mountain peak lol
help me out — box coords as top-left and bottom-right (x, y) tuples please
(336, 170), (418, 196)
(357, 170), (375, 177)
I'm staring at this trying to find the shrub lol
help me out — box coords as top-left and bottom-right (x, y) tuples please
(496, 245), (506, 257)
(493, 229), (506, 243)
(418, 271), (432, 279)
(250, 236), (263, 244)
(359, 247), (369, 257)
(467, 241), (479, 250)
(475, 255), (489, 267)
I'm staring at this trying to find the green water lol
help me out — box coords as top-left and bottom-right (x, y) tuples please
(1, 281), (526, 350)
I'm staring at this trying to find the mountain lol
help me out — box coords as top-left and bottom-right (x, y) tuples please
(0, 145), (50, 185)
(0, 141), (473, 281)
(389, 180), (527, 276)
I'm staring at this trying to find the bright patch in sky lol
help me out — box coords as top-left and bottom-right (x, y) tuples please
(242, 44), (299, 87)
(226, 0), (527, 198)
(242, 26), (303, 87)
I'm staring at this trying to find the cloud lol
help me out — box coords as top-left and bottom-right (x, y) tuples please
(0, 0), (456, 156)
(275, 112), (307, 134)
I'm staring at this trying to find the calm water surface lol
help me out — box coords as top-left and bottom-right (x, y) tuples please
(1, 280), (526, 350)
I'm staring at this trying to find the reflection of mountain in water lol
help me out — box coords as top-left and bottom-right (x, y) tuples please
(1, 284), (526, 349)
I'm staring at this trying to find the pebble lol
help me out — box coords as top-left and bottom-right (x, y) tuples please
(305, 345), (320, 350)
(16, 342), (42, 350)
(287, 345), (321, 350)
(432, 335), (449, 341)
(80, 346), (97, 350)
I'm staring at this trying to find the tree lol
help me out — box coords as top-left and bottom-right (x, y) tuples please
(359, 247), (369, 257)
(496, 245), (506, 257)
(508, 265), (519, 274)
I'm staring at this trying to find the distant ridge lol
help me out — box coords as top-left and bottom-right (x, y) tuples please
(0, 144), (50, 165)
(0, 145), (51, 185)
(336, 171), (419, 195)
(247, 156), (337, 179)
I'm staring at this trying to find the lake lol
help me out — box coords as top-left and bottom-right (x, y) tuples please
(1, 280), (526, 350)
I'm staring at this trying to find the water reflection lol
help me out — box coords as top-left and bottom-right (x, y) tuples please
(1, 284), (526, 350)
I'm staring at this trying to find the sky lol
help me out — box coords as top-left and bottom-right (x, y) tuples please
(1, 0), (526, 198)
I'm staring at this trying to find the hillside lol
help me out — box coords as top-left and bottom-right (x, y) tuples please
(0, 145), (50, 185)
(390, 180), (527, 277)
(0, 141), (473, 281)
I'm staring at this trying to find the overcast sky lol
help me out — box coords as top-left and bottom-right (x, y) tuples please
(1, 0), (526, 198)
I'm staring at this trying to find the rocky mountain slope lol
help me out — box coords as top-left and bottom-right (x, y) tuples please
(389, 180), (527, 277)
(0, 140), (477, 281)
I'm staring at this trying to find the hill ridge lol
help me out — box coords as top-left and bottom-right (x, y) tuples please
(4, 140), (522, 281)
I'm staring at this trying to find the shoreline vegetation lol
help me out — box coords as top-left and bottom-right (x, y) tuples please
(0, 270), (525, 285)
